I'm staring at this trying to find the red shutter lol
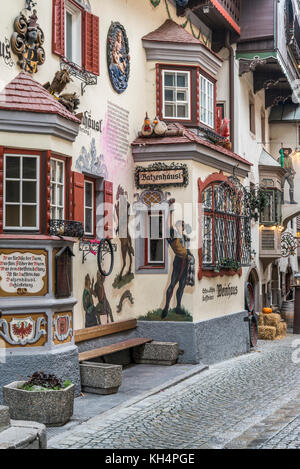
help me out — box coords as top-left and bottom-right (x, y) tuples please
(52, 0), (65, 56)
(104, 181), (113, 239)
(84, 12), (99, 75)
(72, 171), (85, 225)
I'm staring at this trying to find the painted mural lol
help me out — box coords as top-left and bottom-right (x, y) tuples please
(76, 138), (108, 178)
(113, 185), (134, 289)
(278, 148), (297, 204)
(107, 22), (130, 94)
(83, 270), (114, 327)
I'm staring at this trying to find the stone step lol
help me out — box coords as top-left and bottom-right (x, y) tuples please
(0, 420), (46, 449)
(0, 406), (10, 433)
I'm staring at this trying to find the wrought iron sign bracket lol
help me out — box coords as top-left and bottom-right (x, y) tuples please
(79, 240), (117, 264)
(60, 59), (97, 96)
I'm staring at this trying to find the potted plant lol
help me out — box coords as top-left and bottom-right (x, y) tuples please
(215, 258), (241, 273)
(3, 371), (74, 426)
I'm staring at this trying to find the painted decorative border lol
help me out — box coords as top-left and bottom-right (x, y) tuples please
(135, 162), (189, 190)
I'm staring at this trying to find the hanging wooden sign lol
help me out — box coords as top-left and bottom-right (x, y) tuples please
(135, 163), (189, 189)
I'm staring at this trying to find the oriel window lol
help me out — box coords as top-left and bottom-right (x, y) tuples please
(50, 158), (65, 220)
(162, 70), (191, 120)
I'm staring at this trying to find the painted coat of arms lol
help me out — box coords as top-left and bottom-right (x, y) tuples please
(107, 22), (130, 94)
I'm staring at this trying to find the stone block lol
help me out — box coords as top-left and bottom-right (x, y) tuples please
(133, 341), (179, 365)
(80, 362), (122, 395)
(3, 381), (74, 426)
(0, 406), (10, 432)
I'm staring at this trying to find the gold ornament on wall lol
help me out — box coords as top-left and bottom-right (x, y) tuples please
(11, 1), (45, 73)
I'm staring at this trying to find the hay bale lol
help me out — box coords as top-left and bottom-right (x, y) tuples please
(263, 313), (281, 328)
(258, 325), (276, 340)
(258, 314), (264, 326)
(276, 321), (287, 339)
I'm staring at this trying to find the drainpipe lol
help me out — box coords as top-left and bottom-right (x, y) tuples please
(225, 31), (235, 153)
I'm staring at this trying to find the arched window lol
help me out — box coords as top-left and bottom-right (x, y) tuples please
(198, 173), (251, 280)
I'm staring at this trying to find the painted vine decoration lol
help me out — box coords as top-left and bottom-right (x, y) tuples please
(135, 162), (189, 189)
(11, 0), (45, 73)
(107, 22), (130, 94)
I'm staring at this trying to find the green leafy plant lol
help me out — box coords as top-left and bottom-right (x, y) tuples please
(248, 187), (269, 221)
(215, 258), (241, 273)
(18, 371), (72, 392)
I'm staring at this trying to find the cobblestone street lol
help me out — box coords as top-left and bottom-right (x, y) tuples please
(48, 335), (300, 449)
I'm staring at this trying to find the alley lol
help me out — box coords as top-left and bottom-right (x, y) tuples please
(48, 335), (300, 449)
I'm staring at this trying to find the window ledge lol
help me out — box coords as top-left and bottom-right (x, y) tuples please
(0, 234), (76, 242)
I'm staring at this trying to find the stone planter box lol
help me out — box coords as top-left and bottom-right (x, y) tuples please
(133, 341), (179, 365)
(80, 362), (122, 395)
(3, 381), (74, 426)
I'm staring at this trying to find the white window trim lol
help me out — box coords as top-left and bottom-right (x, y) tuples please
(147, 212), (165, 264)
(50, 158), (65, 221)
(65, 0), (82, 67)
(199, 73), (215, 129)
(84, 180), (94, 236)
(3, 154), (39, 231)
(162, 69), (191, 121)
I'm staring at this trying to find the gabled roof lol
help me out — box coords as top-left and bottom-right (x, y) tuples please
(142, 19), (202, 45)
(0, 72), (80, 124)
(259, 148), (281, 167)
(132, 123), (252, 167)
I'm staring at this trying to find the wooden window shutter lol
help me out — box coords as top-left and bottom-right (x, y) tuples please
(52, 0), (65, 56)
(84, 11), (99, 75)
(72, 171), (85, 225)
(104, 180), (113, 239)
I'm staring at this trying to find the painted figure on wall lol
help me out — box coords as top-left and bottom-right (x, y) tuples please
(161, 220), (195, 319)
(278, 148), (297, 204)
(107, 22), (130, 94)
(83, 272), (113, 327)
(113, 185), (134, 289)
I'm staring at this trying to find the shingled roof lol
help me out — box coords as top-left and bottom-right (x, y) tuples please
(142, 19), (203, 44)
(132, 123), (252, 167)
(0, 72), (80, 124)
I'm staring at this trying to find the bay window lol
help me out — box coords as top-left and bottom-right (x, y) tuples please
(4, 154), (39, 230)
(50, 158), (65, 220)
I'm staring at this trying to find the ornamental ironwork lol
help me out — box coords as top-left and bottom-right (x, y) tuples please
(202, 176), (251, 270)
(281, 231), (298, 257)
(49, 220), (84, 238)
(11, 0), (45, 74)
(60, 58), (97, 96)
(107, 22), (130, 94)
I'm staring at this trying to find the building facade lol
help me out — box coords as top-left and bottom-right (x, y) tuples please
(0, 0), (299, 399)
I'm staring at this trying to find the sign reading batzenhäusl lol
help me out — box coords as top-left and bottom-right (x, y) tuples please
(135, 163), (189, 189)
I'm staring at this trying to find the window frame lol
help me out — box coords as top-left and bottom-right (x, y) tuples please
(84, 178), (95, 237)
(249, 92), (256, 135)
(50, 157), (66, 221)
(199, 73), (215, 129)
(64, 0), (84, 67)
(3, 153), (40, 231)
(146, 210), (165, 266)
(161, 69), (191, 121)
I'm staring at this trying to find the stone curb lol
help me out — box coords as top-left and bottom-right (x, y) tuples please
(48, 364), (208, 447)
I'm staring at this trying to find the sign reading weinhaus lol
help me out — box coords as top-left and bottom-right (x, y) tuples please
(135, 163), (188, 189)
(0, 249), (48, 297)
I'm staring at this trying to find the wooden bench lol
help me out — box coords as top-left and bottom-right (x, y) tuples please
(75, 319), (152, 363)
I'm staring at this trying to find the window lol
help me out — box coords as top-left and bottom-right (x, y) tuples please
(147, 212), (165, 264)
(249, 93), (255, 134)
(199, 175), (251, 277)
(4, 154), (39, 230)
(84, 180), (94, 235)
(65, 0), (82, 66)
(162, 70), (191, 120)
(52, 0), (100, 75)
(50, 158), (65, 220)
(260, 189), (281, 225)
(200, 74), (214, 128)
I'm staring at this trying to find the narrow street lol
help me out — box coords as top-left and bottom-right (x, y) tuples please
(48, 335), (300, 449)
